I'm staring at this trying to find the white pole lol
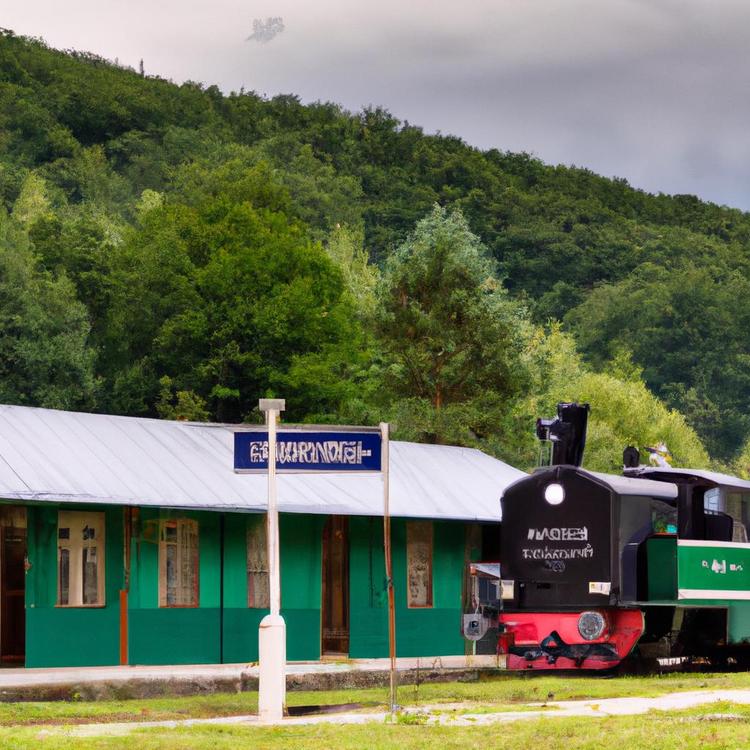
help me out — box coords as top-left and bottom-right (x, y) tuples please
(258, 398), (286, 723)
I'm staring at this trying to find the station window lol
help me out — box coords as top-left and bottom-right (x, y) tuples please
(57, 511), (105, 607)
(247, 516), (270, 608)
(159, 519), (199, 607)
(406, 521), (433, 608)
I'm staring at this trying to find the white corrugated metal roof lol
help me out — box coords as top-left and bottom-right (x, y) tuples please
(0, 405), (522, 522)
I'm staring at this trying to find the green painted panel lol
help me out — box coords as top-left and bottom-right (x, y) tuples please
(130, 508), (159, 610)
(677, 541), (750, 596)
(280, 514), (324, 610)
(284, 608), (321, 661)
(222, 513), (323, 662)
(280, 515), (322, 660)
(129, 609), (220, 664)
(349, 516), (388, 658)
(393, 520), (465, 656)
(431, 521), (467, 610)
(392, 609), (463, 657)
(223, 513), (252, 609)
(198, 513), (221, 609)
(222, 608), (321, 663)
(728, 602), (750, 644)
(25, 504), (123, 668)
(26, 506), (57, 609)
(349, 517), (467, 658)
(222, 607), (266, 662)
(222, 513), (261, 663)
(26, 608), (120, 667)
(646, 537), (677, 600)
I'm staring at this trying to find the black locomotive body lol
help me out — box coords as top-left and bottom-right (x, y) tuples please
(498, 464), (681, 668)
(494, 403), (750, 670)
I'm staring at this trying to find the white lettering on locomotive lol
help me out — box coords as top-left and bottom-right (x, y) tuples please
(521, 543), (594, 560)
(526, 526), (588, 541)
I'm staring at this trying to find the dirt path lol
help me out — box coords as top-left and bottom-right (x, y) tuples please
(34, 688), (750, 737)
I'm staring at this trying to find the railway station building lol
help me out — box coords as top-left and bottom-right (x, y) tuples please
(0, 404), (522, 668)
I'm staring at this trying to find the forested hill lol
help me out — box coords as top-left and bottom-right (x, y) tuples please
(1, 29), (749, 470)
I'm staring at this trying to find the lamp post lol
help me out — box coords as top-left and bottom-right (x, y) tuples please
(258, 398), (286, 722)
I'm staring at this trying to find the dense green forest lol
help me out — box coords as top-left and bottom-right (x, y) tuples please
(1, 29), (749, 473)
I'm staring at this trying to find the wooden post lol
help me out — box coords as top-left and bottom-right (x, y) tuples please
(380, 422), (397, 713)
(266, 403), (282, 617)
(119, 507), (133, 666)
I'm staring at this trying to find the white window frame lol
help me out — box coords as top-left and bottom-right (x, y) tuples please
(57, 510), (106, 607)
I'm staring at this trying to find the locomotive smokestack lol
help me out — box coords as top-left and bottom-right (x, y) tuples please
(536, 402), (590, 467)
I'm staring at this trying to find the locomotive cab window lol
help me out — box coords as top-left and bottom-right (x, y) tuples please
(651, 499), (677, 535)
(619, 495), (677, 547)
(706, 490), (750, 543)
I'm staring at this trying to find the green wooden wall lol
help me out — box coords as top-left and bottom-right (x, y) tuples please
(128, 508), (222, 665)
(349, 517), (469, 658)
(25, 505), (123, 668)
(222, 513), (324, 663)
(23, 505), (474, 667)
(127, 510), (324, 665)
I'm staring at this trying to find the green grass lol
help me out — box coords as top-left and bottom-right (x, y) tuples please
(1, 706), (750, 750)
(0, 671), (749, 728)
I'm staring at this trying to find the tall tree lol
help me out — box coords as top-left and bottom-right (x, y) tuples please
(565, 262), (750, 459)
(103, 172), (365, 423)
(517, 325), (710, 473)
(0, 213), (97, 409)
(375, 205), (530, 447)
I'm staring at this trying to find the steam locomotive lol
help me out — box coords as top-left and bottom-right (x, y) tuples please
(495, 403), (750, 670)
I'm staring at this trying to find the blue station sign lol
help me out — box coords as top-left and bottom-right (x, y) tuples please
(234, 430), (382, 473)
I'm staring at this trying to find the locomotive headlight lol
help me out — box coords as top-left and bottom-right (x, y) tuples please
(578, 611), (607, 641)
(544, 483), (565, 505)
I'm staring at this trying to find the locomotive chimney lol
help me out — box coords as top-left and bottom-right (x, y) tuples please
(536, 402), (590, 467)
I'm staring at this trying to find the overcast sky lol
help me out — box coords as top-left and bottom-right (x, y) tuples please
(5, 1), (750, 210)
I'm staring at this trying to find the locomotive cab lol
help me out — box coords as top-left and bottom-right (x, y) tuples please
(624, 466), (750, 658)
(499, 465), (678, 669)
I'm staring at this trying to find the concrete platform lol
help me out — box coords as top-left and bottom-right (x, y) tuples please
(0, 654), (505, 701)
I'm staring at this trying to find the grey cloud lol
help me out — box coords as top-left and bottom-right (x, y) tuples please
(6, 0), (750, 208)
(246, 17), (284, 44)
